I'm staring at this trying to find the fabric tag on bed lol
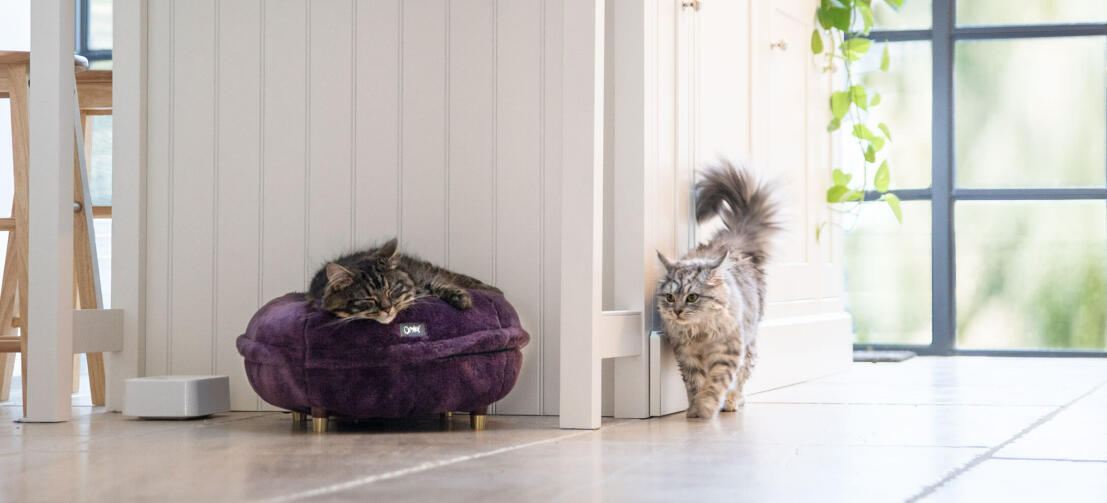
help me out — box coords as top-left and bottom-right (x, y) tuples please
(399, 322), (427, 337)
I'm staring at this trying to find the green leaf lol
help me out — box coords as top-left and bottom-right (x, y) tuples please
(882, 193), (903, 222)
(827, 117), (842, 132)
(877, 122), (892, 141)
(815, 221), (827, 243)
(826, 185), (849, 203)
(828, 7), (852, 31)
(884, 0), (904, 8)
(841, 38), (872, 61)
(851, 124), (876, 141)
(832, 168), (852, 186)
(816, 7), (832, 29)
(830, 91), (850, 119)
(874, 161), (890, 192)
(869, 93), (882, 107)
(864, 144), (876, 162)
(810, 29), (824, 54)
(870, 135), (886, 152)
(843, 189), (864, 202)
(850, 85), (868, 111)
(858, 3), (874, 33)
(880, 44), (890, 71)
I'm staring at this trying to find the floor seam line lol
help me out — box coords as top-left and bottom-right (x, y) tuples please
(264, 424), (625, 502)
(991, 456), (1107, 464)
(906, 380), (1107, 502)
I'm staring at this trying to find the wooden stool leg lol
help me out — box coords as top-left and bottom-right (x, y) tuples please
(71, 355), (81, 393)
(469, 406), (488, 431)
(0, 354), (13, 401)
(8, 62), (30, 418)
(310, 407), (328, 433)
(73, 109), (106, 407)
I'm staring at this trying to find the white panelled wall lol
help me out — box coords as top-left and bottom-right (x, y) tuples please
(142, 0), (563, 414)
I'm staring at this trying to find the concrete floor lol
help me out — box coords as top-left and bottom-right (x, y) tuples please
(3, 356), (1107, 502)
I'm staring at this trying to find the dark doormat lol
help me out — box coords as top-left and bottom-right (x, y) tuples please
(852, 350), (917, 363)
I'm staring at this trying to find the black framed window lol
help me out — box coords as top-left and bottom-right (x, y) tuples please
(846, 0), (1107, 356)
(76, 0), (112, 66)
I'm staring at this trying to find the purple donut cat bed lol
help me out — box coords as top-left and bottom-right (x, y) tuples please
(236, 289), (528, 424)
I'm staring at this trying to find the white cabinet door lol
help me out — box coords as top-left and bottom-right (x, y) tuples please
(651, 0), (852, 416)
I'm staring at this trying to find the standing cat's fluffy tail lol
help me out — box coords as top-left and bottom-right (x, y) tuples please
(695, 160), (782, 266)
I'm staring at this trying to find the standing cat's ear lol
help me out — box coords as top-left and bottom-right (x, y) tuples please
(657, 250), (675, 272)
(376, 238), (400, 268)
(325, 263), (355, 291)
(706, 251), (729, 271)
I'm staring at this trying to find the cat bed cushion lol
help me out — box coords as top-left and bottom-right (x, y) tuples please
(236, 290), (529, 418)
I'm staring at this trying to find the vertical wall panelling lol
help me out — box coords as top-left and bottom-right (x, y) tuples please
(216, 0), (263, 410)
(494, 0), (543, 414)
(147, 0), (563, 412)
(308, 0), (355, 269)
(541, 0), (563, 415)
(354, 0), (401, 243)
(144, 0), (171, 376)
(447, 0), (495, 283)
(260, 0), (308, 301)
(169, 0), (217, 374)
(401, 0), (448, 263)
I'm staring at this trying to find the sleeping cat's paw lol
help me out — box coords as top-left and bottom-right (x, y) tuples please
(444, 290), (473, 310)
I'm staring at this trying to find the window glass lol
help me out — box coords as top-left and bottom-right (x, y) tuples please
(846, 201), (933, 345)
(843, 40), (932, 190)
(87, 0), (113, 51)
(873, 0), (932, 30)
(955, 37), (1106, 188)
(89, 115), (112, 206)
(957, 0), (1107, 26)
(956, 201), (1107, 351)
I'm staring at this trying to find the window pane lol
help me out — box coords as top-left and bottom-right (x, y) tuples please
(957, 0), (1107, 26)
(842, 41), (931, 190)
(956, 201), (1107, 351)
(955, 37), (1106, 188)
(89, 115), (112, 206)
(873, 0), (931, 30)
(846, 201), (933, 345)
(87, 0), (113, 51)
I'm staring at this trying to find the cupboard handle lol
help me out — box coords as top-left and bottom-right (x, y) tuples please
(769, 39), (789, 51)
(681, 0), (701, 11)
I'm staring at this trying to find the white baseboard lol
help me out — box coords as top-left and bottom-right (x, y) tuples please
(650, 312), (853, 416)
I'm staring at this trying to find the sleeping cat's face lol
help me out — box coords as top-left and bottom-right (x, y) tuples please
(320, 246), (417, 324)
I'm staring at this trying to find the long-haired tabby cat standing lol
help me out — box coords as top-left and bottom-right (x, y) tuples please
(307, 238), (501, 324)
(656, 161), (781, 419)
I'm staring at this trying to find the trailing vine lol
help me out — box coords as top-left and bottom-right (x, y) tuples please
(812, 0), (903, 229)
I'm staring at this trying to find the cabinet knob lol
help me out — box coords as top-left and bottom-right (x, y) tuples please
(681, 0), (701, 12)
(770, 39), (789, 51)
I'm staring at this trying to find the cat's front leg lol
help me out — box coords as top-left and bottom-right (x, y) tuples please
(675, 353), (708, 418)
(722, 340), (757, 412)
(428, 284), (472, 310)
(689, 352), (740, 419)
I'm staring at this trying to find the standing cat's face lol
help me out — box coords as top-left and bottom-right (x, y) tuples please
(655, 251), (730, 325)
(321, 246), (417, 324)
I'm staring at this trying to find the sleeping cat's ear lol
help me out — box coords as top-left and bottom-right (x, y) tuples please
(656, 250), (675, 273)
(325, 263), (355, 291)
(377, 238), (400, 268)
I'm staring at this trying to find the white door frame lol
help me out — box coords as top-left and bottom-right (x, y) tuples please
(105, 0), (147, 412)
(24, 0), (77, 422)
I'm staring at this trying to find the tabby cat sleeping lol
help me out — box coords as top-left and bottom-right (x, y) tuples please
(307, 238), (501, 324)
(656, 161), (781, 419)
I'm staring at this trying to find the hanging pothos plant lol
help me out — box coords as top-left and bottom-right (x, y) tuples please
(812, 0), (903, 228)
